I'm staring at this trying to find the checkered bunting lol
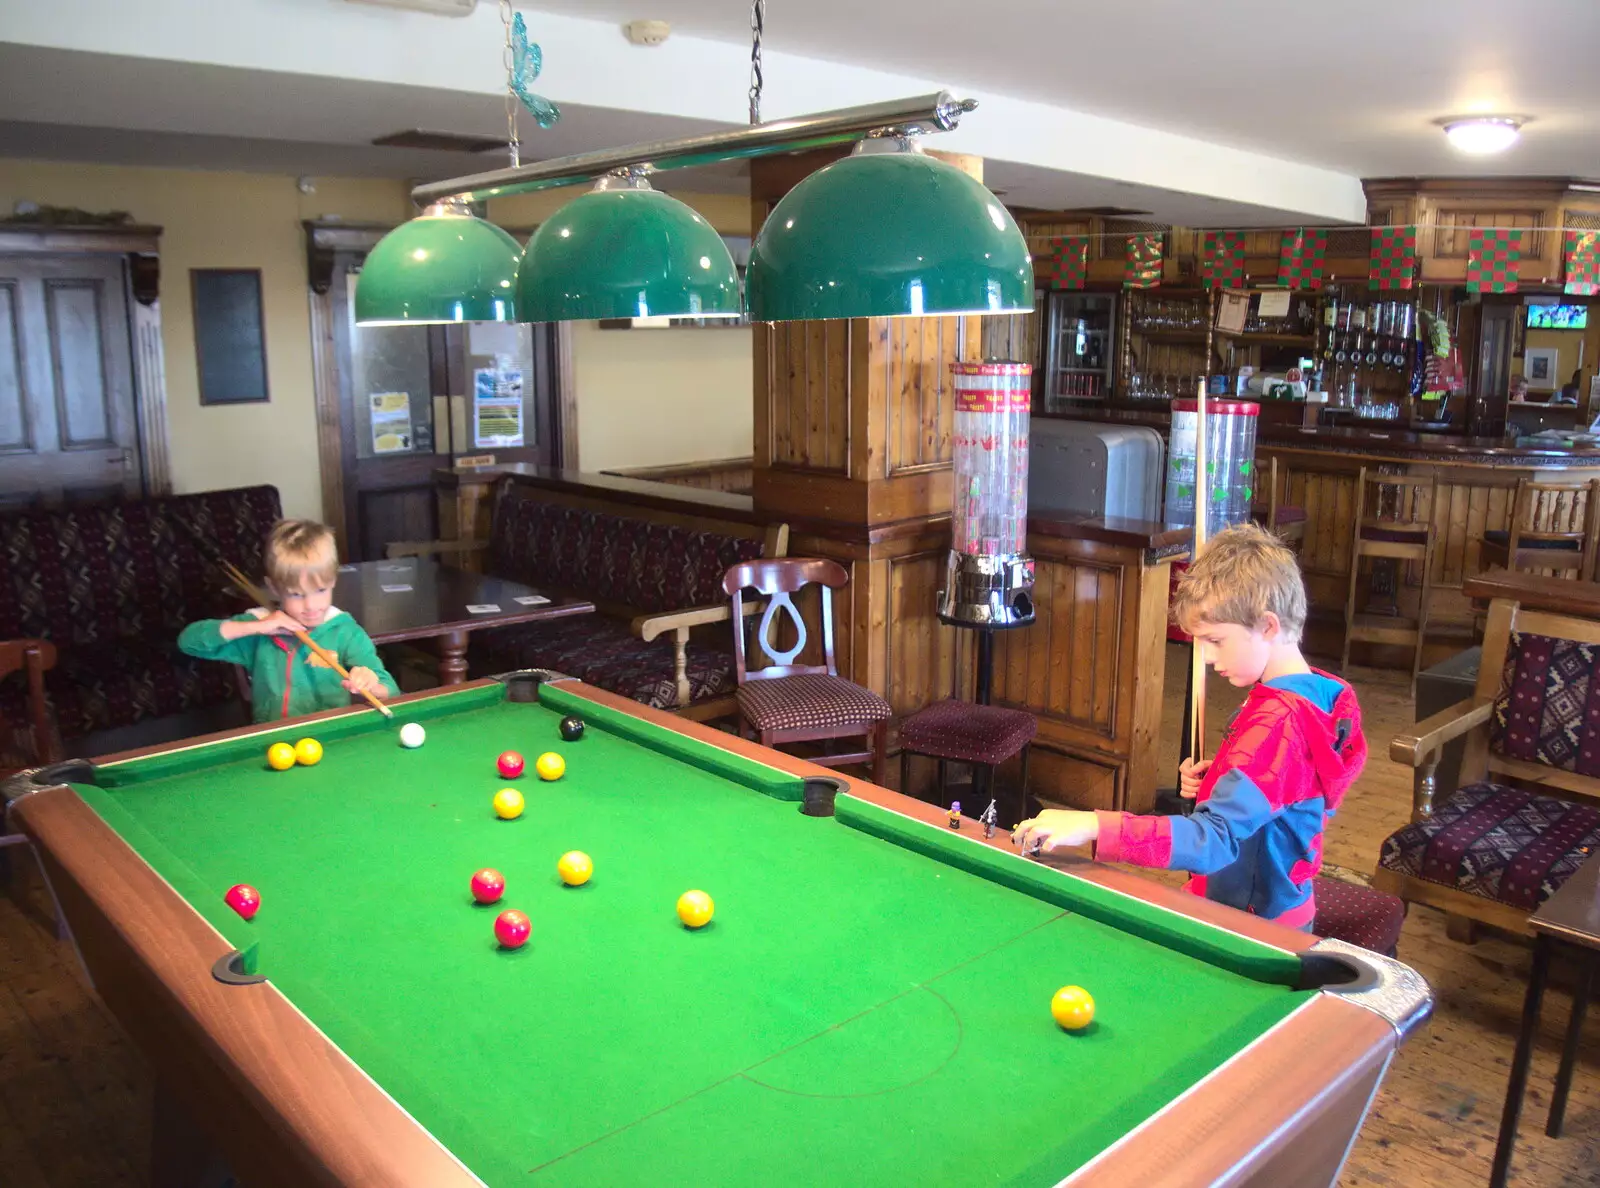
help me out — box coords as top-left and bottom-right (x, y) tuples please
(1035, 235), (1088, 290)
(1276, 228), (1327, 290)
(1200, 231), (1246, 289)
(1466, 228), (1523, 294)
(1123, 234), (1163, 289)
(1564, 230), (1600, 296)
(1368, 226), (1418, 290)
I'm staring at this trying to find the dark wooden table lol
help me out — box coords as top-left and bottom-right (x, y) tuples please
(1490, 848), (1600, 1187)
(334, 558), (592, 684)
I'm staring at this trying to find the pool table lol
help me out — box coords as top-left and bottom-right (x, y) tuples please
(4, 674), (1430, 1188)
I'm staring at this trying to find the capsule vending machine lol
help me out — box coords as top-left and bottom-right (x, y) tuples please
(938, 361), (1036, 678)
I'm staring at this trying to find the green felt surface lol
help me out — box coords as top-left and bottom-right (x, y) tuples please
(73, 683), (1315, 1187)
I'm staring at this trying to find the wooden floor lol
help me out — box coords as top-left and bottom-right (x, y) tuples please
(1, 651), (1598, 1186)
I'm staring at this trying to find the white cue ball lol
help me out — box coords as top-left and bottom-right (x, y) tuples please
(399, 722), (426, 748)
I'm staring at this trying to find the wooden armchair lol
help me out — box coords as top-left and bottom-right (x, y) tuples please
(0, 639), (60, 775)
(1478, 476), (1600, 580)
(1380, 569), (1600, 938)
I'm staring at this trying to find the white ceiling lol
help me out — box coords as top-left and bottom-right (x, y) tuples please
(527, 0), (1600, 178)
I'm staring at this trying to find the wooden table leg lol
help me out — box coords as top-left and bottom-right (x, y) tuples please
(1492, 933), (1552, 1188)
(1547, 948), (1594, 1137)
(437, 631), (470, 685)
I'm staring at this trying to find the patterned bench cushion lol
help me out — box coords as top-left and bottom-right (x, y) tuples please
(1378, 782), (1600, 911)
(471, 616), (738, 711)
(488, 498), (763, 614)
(1490, 631), (1600, 776)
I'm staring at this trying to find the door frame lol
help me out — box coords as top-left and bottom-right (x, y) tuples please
(0, 224), (172, 497)
(303, 219), (577, 555)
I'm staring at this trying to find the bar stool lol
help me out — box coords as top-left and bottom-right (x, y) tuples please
(1479, 477), (1600, 580)
(1342, 467), (1437, 692)
(899, 701), (1036, 829)
(1311, 876), (1406, 958)
(1251, 456), (1306, 546)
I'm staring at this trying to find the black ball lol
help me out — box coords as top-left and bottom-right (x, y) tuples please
(559, 715), (585, 742)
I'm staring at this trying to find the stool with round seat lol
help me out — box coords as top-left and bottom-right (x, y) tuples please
(898, 699), (1037, 828)
(1311, 876), (1406, 957)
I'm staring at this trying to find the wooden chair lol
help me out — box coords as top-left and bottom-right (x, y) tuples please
(723, 559), (890, 784)
(1342, 468), (1437, 692)
(1479, 477), (1600, 580)
(1251, 456), (1306, 546)
(1381, 569), (1600, 939)
(0, 639), (67, 939)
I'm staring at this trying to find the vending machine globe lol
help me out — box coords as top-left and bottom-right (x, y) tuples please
(938, 361), (1036, 632)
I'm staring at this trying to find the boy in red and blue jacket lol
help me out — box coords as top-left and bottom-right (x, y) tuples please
(1013, 522), (1366, 929)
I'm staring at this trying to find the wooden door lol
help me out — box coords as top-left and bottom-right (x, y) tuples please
(0, 254), (141, 509)
(328, 258), (559, 560)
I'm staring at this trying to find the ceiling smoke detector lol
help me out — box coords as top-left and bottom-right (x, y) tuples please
(624, 19), (671, 46)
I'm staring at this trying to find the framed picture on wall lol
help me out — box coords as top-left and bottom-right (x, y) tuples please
(1524, 347), (1559, 391)
(192, 268), (270, 404)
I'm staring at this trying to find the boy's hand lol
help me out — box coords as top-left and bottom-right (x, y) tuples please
(220, 610), (301, 640)
(344, 666), (387, 698)
(1012, 810), (1099, 855)
(1179, 757), (1213, 800)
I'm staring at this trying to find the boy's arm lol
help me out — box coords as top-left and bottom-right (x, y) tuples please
(177, 616), (264, 665)
(339, 623), (400, 696)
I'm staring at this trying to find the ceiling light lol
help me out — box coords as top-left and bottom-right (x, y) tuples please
(354, 199), (523, 325)
(516, 173), (741, 321)
(746, 138), (1034, 321)
(1440, 116), (1524, 155)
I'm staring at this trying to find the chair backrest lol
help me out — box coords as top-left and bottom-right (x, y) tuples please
(1354, 466), (1436, 530)
(1506, 477), (1600, 571)
(722, 558), (848, 684)
(0, 638), (60, 771)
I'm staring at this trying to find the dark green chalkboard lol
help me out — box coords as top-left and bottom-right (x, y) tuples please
(191, 269), (269, 404)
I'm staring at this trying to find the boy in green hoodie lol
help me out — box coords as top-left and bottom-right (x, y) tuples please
(180, 519), (398, 722)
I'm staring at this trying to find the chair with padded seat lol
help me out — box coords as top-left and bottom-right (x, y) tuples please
(1381, 571), (1600, 939)
(1479, 476), (1599, 581)
(1311, 876), (1406, 957)
(0, 638), (68, 939)
(1251, 456), (1307, 547)
(722, 559), (890, 785)
(1342, 467), (1437, 693)
(898, 698), (1037, 829)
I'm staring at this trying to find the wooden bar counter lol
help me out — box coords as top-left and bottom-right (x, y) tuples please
(1044, 407), (1600, 663)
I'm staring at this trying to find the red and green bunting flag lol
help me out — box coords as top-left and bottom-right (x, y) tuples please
(1369, 227), (1418, 290)
(1276, 228), (1327, 289)
(1123, 234), (1162, 289)
(1035, 235), (1088, 290)
(1466, 228), (1522, 294)
(1564, 230), (1600, 296)
(1200, 231), (1246, 289)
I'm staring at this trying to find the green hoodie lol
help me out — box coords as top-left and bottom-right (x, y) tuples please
(179, 609), (399, 723)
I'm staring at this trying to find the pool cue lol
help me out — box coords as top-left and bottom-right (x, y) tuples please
(218, 559), (395, 720)
(1188, 378), (1210, 769)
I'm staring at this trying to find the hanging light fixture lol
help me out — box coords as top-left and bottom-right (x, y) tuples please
(1438, 115), (1525, 155)
(517, 171), (741, 322)
(746, 136), (1034, 321)
(353, 198), (523, 325)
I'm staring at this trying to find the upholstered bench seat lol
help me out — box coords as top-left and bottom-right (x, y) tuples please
(1379, 782), (1600, 912)
(473, 616), (739, 712)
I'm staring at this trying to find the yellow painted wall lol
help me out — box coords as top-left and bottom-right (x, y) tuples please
(0, 159), (411, 519)
(490, 186), (754, 471)
(1523, 327), (1587, 391)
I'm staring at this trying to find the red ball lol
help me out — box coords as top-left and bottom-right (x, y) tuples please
(494, 909), (531, 948)
(224, 884), (261, 921)
(497, 751), (525, 779)
(470, 868), (506, 904)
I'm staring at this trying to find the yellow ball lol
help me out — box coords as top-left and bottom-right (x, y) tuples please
(493, 788), (525, 820)
(1051, 985), (1096, 1031)
(535, 752), (566, 781)
(267, 742), (297, 771)
(557, 851), (593, 887)
(293, 738), (323, 766)
(676, 889), (714, 929)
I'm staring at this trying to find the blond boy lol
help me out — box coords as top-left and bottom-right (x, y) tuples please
(179, 520), (397, 722)
(1013, 523), (1366, 928)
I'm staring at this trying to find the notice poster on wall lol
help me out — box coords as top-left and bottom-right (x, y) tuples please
(369, 392), (413, 454)
(473, 367), (525, 447)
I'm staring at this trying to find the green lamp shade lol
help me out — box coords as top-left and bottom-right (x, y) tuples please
(747, 150), (1035, 321)
(516, 187), (741, 322)
(355, 211), (523, 325)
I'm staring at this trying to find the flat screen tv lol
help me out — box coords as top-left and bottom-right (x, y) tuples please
(1527, 303), (1589, 330)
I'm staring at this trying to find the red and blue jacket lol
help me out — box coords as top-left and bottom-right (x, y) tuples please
(1093, 670), (1366, 928)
